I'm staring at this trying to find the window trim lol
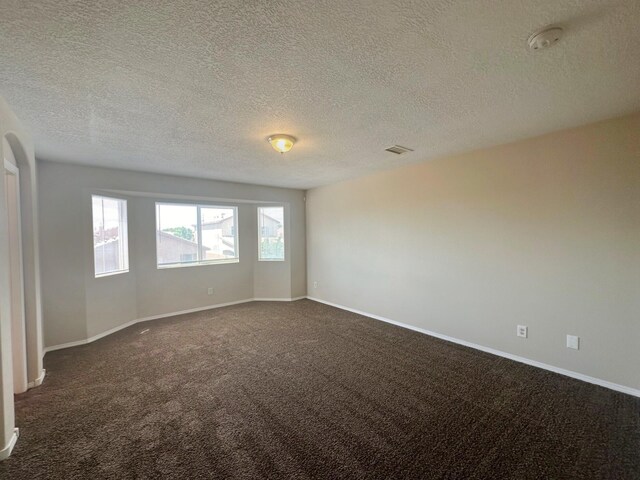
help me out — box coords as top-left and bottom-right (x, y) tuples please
(257, 205), (285, 262)
(92, 194), (130, 278)
(155, 201), (240, 269)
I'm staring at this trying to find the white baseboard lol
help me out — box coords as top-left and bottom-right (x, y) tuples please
(307, 297), (640, 398)
(43, 297), (306, 353)
(0, 428), (19, 461)
(27, 369), (46, 389)
(43, 338), (87, 354)
(134, 298), (257, 325)
(254, 296), (307, 302)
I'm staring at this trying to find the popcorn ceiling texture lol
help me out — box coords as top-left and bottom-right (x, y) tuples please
(1, 0), (639, 189)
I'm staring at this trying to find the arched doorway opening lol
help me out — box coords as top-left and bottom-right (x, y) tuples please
(3, 148), (28, 394)
(3, 133), (44, 389)
(1, 108), (44, 459)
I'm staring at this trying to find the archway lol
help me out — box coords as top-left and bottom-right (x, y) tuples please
(3, 146), (28, 394)
(3, 133), (44, 389)
(0, 96), (44, 459)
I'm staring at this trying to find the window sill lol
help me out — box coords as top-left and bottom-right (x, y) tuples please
(157, 258), (240, 270)
(95, 269), (129, 278)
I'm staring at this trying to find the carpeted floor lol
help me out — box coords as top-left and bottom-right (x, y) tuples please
(1, 299), (638, 479)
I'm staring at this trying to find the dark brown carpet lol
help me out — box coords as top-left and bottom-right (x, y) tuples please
(1, 300), (638, 479)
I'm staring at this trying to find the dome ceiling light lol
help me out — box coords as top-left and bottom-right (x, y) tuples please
(267, 134), (296, 154)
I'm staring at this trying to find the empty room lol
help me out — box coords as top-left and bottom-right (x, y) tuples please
(0, 1), (639, 479)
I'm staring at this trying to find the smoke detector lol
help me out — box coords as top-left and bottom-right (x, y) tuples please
(527, 26), (563, 51)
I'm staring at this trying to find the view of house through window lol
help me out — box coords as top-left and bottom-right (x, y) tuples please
(92, 195), (129, 277)
(258, 206), (285, 261)
(156, 203), (238, 267)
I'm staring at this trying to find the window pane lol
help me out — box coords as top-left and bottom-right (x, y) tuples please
(92, 196), (106, 274)
(156, 204), (199, 266)
(156, 203), (239, 267)
(201, 207), (237, 261)
(93, 195), (128, 276)
(258, 206), (284, 260)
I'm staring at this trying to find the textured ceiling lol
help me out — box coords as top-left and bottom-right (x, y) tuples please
(1, 0), (639, 189)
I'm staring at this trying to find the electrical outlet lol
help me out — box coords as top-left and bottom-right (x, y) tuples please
(517, 325), (528, 338)
(313, 281), (318, 289)
(566, 335), (579, 350)
(207, 287), (214, 295)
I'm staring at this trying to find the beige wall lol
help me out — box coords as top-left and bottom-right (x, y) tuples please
(307, 113), (640, 391)
(38, 161), (306, 348)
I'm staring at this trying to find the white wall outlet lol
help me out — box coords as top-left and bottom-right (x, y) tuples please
(516, 325), (528, 338)
(566, 335), (579, 350)
(207, 287), (214, 295)
(313, 281), (318, 289)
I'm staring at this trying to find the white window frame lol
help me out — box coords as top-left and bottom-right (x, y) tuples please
(258, 205), (285, 262)
(92, 195), (129, 278)
(155, 202), (239, 269)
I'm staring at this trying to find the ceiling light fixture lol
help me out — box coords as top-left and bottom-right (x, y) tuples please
(267, 134), (296, 154)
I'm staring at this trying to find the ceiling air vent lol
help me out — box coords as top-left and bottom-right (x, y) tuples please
(385, 145), (414, 155)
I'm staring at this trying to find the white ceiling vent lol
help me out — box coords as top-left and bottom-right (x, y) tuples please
(385, 145), (414, 155)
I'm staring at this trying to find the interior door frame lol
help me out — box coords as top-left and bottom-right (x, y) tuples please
(3, 159), (28, 394)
